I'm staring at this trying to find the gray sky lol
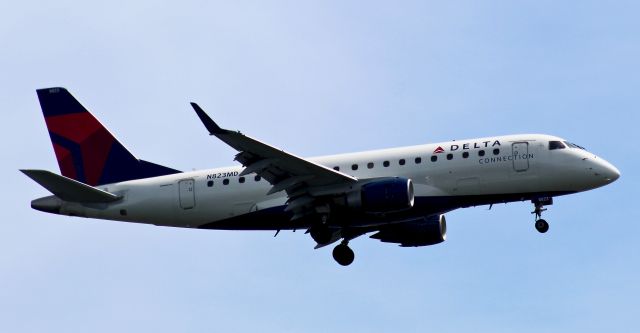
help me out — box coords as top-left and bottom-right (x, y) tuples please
(1, 1), (638, 332)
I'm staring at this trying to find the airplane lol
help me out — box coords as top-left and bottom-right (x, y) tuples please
(22, 87), (621, 266)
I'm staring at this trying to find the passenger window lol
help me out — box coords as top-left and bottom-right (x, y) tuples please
(255, 175), (261, 182)
(462, 152), (469, 159)
(367, 162), (374, 169)
(479, 150), (485, 157)
(447, 154), (453, 160)
(399, 159), (406, 166)
(493, 148), (500, 155)
(352, 164), (359, 171)
(223, 179), (230, 185)
(415, 157), (422, 164)
(207, 180), (214, 187)
(383, 161), (390, 167)
(239, 177), (245, 183)
(549, 141), (566, 150)
(431, 155), (438, 162)
(333, 166), (340, 171)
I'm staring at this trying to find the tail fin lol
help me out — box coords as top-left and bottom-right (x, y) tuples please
(36, 87), (180, 186)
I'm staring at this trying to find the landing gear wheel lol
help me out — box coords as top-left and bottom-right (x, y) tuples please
(332, 244), (355, 266)
(535, 219), (549, 233)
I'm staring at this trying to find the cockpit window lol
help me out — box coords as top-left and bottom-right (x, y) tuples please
(549, 141), (566, 150)
(564, 141), (586, 150)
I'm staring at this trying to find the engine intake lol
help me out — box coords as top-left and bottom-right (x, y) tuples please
(345, 178), (414, 213)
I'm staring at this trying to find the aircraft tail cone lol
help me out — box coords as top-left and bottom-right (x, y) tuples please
(31, 196), (62, 214)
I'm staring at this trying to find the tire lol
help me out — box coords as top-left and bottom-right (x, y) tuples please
(535, 219), (549, 233)
(332, 244), (355, 266)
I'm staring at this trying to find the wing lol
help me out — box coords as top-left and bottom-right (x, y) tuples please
(190, 103), (358, 220)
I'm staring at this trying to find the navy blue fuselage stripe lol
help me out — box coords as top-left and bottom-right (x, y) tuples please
(49, 132), (87, 183)
(198, 191), (576, 231)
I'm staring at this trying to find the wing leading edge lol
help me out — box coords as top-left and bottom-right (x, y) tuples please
(190, 103), (357, 194)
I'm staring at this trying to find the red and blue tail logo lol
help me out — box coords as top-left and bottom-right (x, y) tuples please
(37, 87), (180, 186)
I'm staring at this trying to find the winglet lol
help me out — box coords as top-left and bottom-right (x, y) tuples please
(190, 102), (226, 135)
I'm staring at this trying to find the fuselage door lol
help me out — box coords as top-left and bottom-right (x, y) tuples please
(512, 142), (529, 172)
(179, 179), (195, 209)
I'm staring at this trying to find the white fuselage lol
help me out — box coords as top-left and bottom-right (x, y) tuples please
(54, 134), (619, 229)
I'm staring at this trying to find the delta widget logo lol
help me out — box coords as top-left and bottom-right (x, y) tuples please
(433, 146), (445, 154)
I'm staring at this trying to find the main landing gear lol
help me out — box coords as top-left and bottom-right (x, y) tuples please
(309, 217), (332, 245)
(332, 241), (354, 266)
(307, 214), (355, 266)
(532, 197), (553, 233)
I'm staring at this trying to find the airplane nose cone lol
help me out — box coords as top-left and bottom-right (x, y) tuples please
(604, 162), (621, 182)
(591, 158), (620, 184)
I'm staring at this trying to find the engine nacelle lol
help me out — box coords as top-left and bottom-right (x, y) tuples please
(344, 178), (414, 213)
(370, 215), (447, 247)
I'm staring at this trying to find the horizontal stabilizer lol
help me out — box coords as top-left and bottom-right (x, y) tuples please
(21, 169), (122, 203)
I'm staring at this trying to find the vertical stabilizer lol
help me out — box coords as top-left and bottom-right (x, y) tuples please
(36, 87), (180, 186)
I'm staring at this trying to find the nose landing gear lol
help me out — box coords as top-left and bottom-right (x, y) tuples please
(532, 197), (553, 233)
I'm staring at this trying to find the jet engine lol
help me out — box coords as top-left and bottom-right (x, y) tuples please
(370, 215), (447, 247)
(342, 177), (414, 214)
